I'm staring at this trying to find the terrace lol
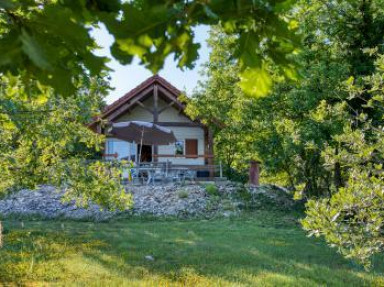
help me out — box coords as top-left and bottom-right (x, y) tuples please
(103, 153), (225, 185)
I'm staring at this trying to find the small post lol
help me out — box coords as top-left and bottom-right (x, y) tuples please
(219, 160), (223, 178)
(249, 160), (260, 186)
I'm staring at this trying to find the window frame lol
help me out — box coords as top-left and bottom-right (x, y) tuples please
(174, 140), (185, 156)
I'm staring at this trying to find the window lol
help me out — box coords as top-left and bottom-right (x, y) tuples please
(175, 141), (184, 155)
(106, 138), (136, 161)
(185, 139), (198, 158)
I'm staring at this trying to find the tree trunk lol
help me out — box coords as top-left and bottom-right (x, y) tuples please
(284, 160), (296, 190)
(0, 221), (3, 248)
(334, 146), (343, 190)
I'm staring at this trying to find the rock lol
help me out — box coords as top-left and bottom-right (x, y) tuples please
(0, 182), (293, 220)
(144, 255), (155, 261)
(222, 211), (233, 218)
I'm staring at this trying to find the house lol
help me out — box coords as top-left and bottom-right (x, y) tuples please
(90, 75), (215, 176)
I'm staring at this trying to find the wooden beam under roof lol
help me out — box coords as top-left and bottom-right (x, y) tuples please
(157, 85), (185, 110)
(158, 101), (175, 114)
(137, 100), (154, 114)
(107, 85), (154, 121)
(154, 121), (203, 127)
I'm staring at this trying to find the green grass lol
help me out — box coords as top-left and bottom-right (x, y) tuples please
(0, 210), (383, 286)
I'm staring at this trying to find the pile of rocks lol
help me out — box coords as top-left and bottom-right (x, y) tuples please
(248, 184), (297, 209)
(0, 186), (116, 221)
(128, 185), (211, 217)
(0, 183), (295, 221)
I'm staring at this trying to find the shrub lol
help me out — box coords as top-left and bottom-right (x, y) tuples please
(225, 166), (248, 183)
(205, 184), (219, 197)
(221, 199), (235, 211)
(177, 190), (189, 199)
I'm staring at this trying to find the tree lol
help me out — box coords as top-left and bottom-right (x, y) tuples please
(250, 0), (384, 198)
(0, 74), (132, 209)
(294, 0), (384, 267)
(191, 0), (384, 267)
(302, 55), (384, 268)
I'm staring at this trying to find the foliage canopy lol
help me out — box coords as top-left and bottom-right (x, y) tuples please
(0, 0), (299, 97)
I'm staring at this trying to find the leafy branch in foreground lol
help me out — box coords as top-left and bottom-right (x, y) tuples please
(0, 0), (300, 97)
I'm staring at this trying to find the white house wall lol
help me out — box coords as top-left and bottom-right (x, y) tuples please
(158, 127), (205, 165)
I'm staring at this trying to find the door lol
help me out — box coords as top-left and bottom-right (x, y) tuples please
(185, 139), (198, 158)
(137, 144), (152, 162)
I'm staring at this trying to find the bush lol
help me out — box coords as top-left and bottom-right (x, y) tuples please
(221, 199), (235, 211)
(177, 190), (189, 199)
(205, 184), (219, 197)
(224, 166), (248, 183)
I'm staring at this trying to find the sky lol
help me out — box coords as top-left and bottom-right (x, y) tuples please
(91, 25), (210, 104)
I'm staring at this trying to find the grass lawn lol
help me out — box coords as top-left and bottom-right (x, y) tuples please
(0, 210), (383, 286)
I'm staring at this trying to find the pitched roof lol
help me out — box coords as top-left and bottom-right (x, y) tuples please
(102, 74), (182, 118)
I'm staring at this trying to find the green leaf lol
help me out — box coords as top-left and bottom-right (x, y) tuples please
(0, 0), (16, 9)
(20, 29), (51, 70)
(110, 42), (133, 65)
(345, 76), (354, 86)
(0, 33), (22, 66)
(236, 32), (261, 68)
(203, 5), (219, 19)
(35, 94), (48, 105)
(238, 65), (273, 97)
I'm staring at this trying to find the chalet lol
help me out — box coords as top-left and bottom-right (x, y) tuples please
(90, 75), (214, 176)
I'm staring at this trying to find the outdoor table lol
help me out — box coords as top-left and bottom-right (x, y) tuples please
(171, 167), (189, 183)
(136, 166), (159, 185)
(132, 166), (192, 185)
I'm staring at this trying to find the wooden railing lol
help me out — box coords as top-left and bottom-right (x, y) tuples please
(101, 153), (220, 178)
(102, 153), (118, 159)
(152, 154), (214, 158)
(102, 153), (214, 159)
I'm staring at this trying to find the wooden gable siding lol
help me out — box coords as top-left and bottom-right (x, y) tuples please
(115, 97), (192, 124)
(115, 97), (153, 122)
(158, 98), (191, 122)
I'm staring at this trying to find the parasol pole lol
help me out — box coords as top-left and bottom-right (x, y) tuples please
(138, 126), (145, 166)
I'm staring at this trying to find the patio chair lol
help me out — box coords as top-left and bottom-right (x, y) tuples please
(172, 168), (187, 184)
(184, 170), (196, 183)
(152, 167), (166, 185)
(130, 167), (143, 185)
